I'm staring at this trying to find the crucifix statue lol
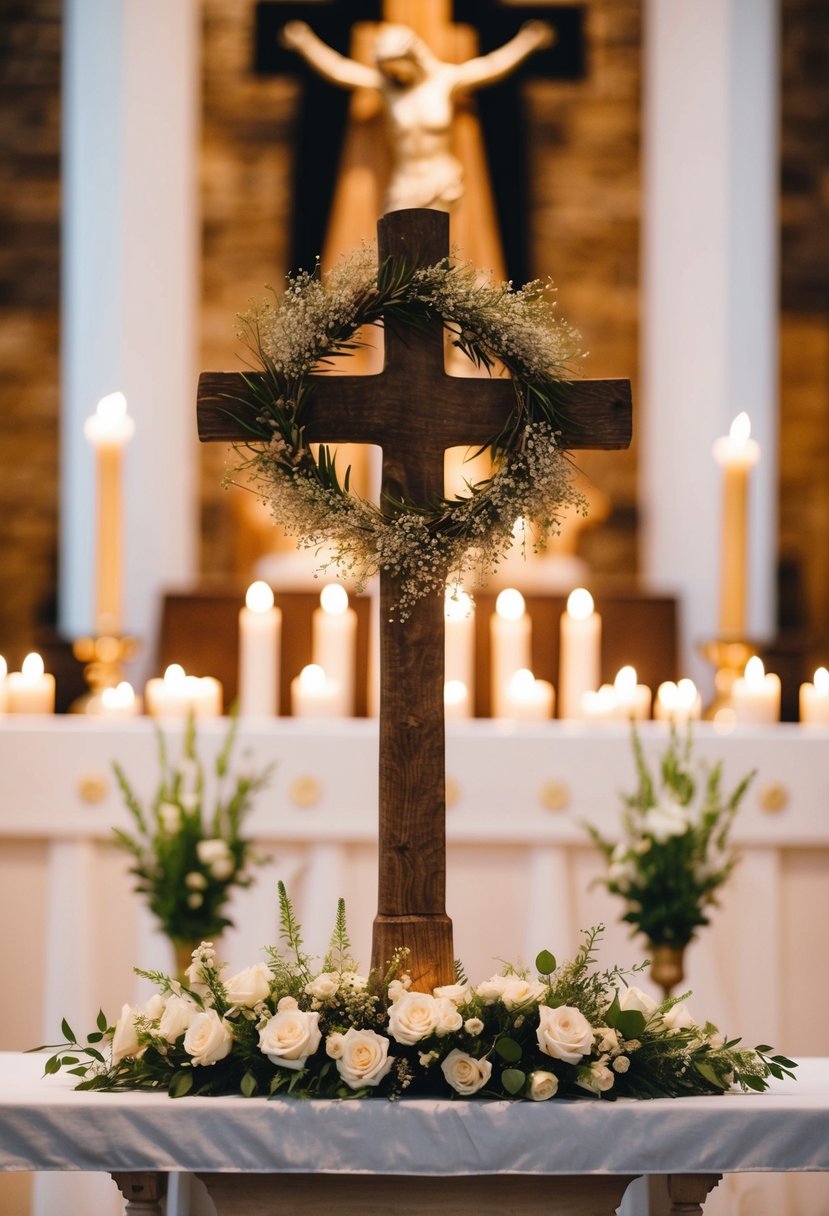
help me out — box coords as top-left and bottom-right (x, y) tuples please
(197, 208), (632, 991)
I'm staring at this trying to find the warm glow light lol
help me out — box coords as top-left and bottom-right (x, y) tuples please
(299, 664), (326, 692)
(744, 656), (766, 689)
(444, 679), (468, 706)
(676, 678), (698, 707)
(511, 516), (526, 540)
(566, 588), (594, 621)
(496, 588), (526, 621)
(614, 665), (637, 696)
(21, 653), (45, 680)
(508, 668), (536, 697)
(246, 580), (274, 613)
(101, 682), (136, 709)
(320, 583), (349, 616)
(84, 391), (135, 444)
(97, 391), (128, 422)
(164, 663), (186, 687)
(729, 412), (752, 445)
(814, 667), (829, 696)
(0, 655), (6, 680)
(444, 588), (473, 621)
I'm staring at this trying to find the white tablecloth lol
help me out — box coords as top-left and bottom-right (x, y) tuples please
(2, 1052), (828, 1179)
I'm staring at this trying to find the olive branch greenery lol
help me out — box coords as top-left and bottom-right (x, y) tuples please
(225, 244), (587, 617)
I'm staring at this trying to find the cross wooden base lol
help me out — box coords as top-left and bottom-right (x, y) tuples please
(372, 911), (454, 989)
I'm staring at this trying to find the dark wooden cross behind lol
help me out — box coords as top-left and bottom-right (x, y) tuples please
(197, 208), (631, 991)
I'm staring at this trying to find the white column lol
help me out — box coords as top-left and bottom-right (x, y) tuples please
(60, 0), (199, 677)
(641, 0), (779, 692)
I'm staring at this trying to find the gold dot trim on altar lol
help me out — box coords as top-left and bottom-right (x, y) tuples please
(288, 775), (322, 809)
(758, 782), (789, 814)
(77, 773), (109, 804)
(539, 780), (571, 812)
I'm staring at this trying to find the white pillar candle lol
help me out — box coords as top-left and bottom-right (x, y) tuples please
(312, 584), (357, 716)
(83, 391), (135, 636)
(612, 666), (652, 721)
(444, 679), (471, 721)
(86, 681), (140, 718)
(0, 655), (7, 713)
(713, 412), (761, 637)
(558, 588), (601, 719)
(800, 666), (829, 726)
(238, 581), (281, 717)
(490, 588), (531, 717)
(654, 678), (703, 724)
(145, 664), (222, 719)
(581, 685), (618, 722)
(445, 587), (475, 703)
(503, 668), (555, 721)
(6, 653), (56, 714)
(291, 663), (341, 718)
(732, 656), (780, 724)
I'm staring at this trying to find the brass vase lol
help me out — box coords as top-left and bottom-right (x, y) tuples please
(648, 943), (686, 999)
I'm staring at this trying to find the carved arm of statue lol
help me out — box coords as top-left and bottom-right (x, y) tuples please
(449, 21), (555, 91)
(280, 20), (382, 91)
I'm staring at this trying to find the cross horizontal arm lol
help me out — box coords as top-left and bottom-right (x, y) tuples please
(197, 371), (632, 451)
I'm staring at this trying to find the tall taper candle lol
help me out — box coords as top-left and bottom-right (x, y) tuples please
(238, 581), (281, 716)
(558, 588), (601, 719)
(713, 412), (760, 637)
(312, 584), (357, 716)
(83, 391), (134, 636)
(490, 589), (531, 718)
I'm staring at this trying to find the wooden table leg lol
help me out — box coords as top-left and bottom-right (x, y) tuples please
(666, 1174), (722, 1215)
(111, 1172), (167, 1215)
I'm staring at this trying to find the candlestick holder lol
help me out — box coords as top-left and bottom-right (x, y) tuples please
(71, 633), (141, 711)
(699, 637), (757, 719)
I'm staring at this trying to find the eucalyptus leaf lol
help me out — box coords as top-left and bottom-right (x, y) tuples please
(501, 1068), (526, 1095)
(495, 1037), (522, 1063)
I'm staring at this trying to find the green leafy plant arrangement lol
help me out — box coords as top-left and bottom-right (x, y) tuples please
(586, 727), (754, 949)
(227, 245), (587, 617)
(34, 883), (793, 1101)
(111, 714), (271, 947)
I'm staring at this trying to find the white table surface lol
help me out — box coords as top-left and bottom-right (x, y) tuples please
(2, 1052), (828, 1179)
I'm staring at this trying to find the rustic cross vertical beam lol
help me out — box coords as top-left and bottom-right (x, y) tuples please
(197, 207), (631, 990)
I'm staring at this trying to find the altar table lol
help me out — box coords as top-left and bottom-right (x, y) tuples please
(2, 1053), (829, 1215)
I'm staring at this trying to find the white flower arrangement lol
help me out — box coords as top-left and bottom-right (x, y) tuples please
(228, 245), (587, 617)
(35, 884), (794, 1102)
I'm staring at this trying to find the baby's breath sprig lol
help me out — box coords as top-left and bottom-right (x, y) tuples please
(227, 246), (587, 618)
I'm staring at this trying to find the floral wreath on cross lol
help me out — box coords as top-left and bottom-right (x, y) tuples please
(227, 245), (587, 616)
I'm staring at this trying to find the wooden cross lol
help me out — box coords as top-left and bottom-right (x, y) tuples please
(197, 207), (631, 991)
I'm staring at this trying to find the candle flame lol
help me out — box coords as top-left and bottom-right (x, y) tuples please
(729, 412), (752, 445)
(814, 667), (829, 696)
(246, 580), (275, 613)
(614, 665), (637, 695)
(163, 663), (186, 687)
(744, 655), (766, 688)
(21, 652), (45, 680)
(444, 587), (473, 621)
(509, 668), (536, 696)
(96, 391), (128, 421)
(101, 681), (135, 709)
(300, 663), (326, 692)
(0, 655), (6, 680)
(676, 678), (699, 707)
(566, 587), (594, 621)
(320, 583), (349, 616)
(657, 680), (678, 707)
(444, 679), (468, 705)
(496, 588), (526, 621)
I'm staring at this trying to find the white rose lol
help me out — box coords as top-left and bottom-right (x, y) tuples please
(464, 1017), (484, 1036)
(433, 983), (470, 1006)
(435, 998), (463, 1035)
(225, 963), (272, 1008)
(326, 1032), (345, 1059)
(305, 972), (341, 1001)
(158, 995), (198, 1042)
(388, 991), (440, 1045)
(529, 1070), (559, 1101)
(111, 1004), (142, 1065)
(258, 1008), (321, 1070)
(619, 986), (659, 1017)
(336, 1027), (393, 1089)
(183, 1010), (233, 1067)
(196, 839), (231, 866)
(613, 1055), (630, 1073)
(595, 1026), (620, 1055)
(500, 976), (546, 1010)
(662, 1001), (697, 1031)
(183, 956), (218, 996)
(158, 802), (181, 833)
(277, 995), (298, 1012)
(440, 1048), (492, 1096)
(577, 1060), (615, 1094)
(388, 979), (407, 1003)
(536, 1005), (593, 1064)
(144, 993), (165, 1021)
(643, 797), (689, 842)
(475, 975), (508, 1005)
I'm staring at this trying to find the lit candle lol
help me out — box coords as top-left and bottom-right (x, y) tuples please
(731, 656), (780, 725)
(713, 412), (760, 637)
(581, 685), (618, 722)
(238, 581), (281, 717)
(612, 666), (652, 721)
(6, 653), (56, 714)
(312, 584), (357, 716)
(444, 679), (471, 721)
(0, 655), (7, 713)
(558, 588), (601, 719)
(490, 588), (531, 717)
(83, 391), (135, 636)
(144, 664), (223, 719)
(800, 666), (829, 726)
(87, 681), (140, 718)
(503, 668), (555, 721)
(445, 587), (475, 705)
(291, 663), (341, 718)
(655, 678), (702, 724)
